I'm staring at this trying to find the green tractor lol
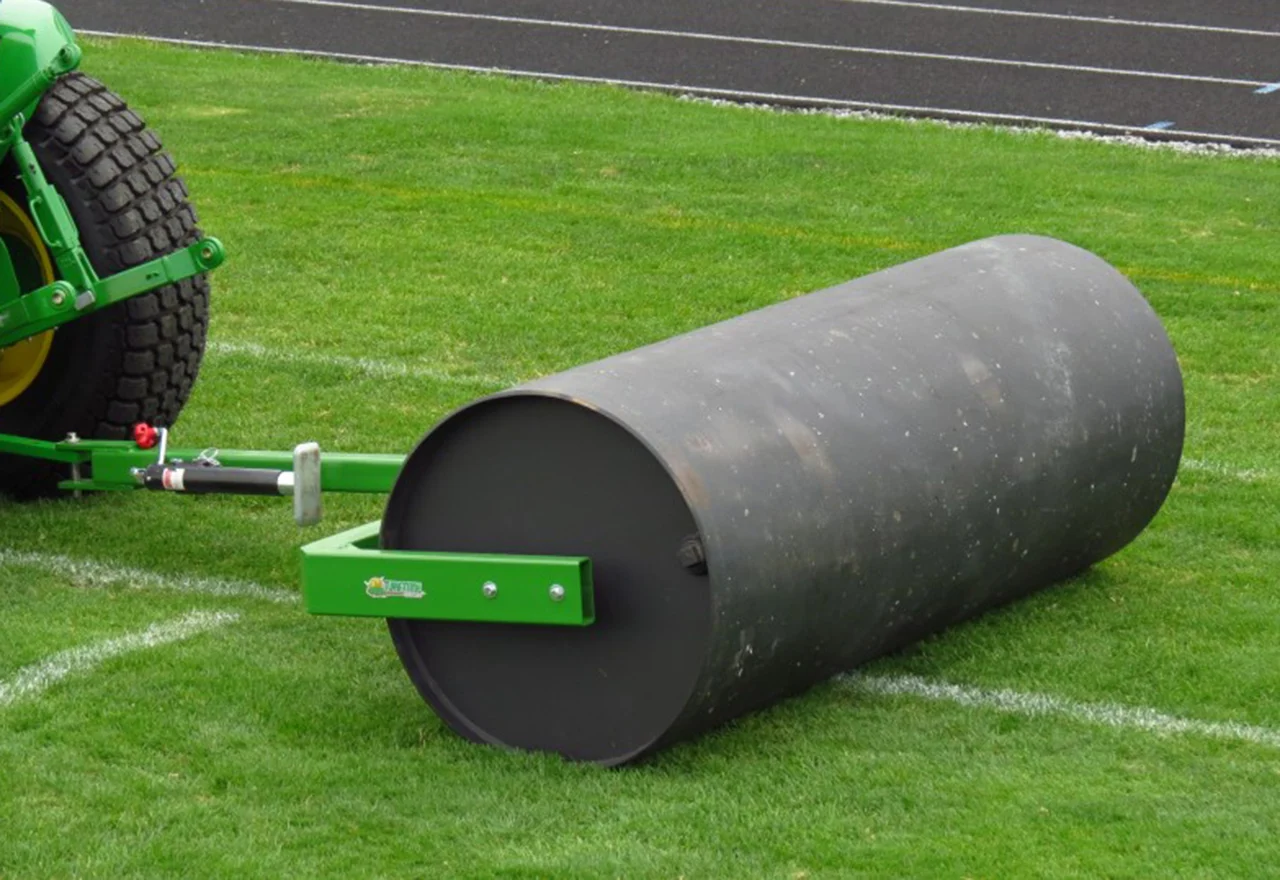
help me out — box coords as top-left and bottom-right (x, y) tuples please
(0, 0), (221, 495)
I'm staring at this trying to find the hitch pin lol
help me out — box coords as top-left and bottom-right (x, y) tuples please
(129, 425), (169, 484)
(65, 431), (82, 497)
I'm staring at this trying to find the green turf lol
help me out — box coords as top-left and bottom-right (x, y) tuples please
(1, 37), (1278, 878)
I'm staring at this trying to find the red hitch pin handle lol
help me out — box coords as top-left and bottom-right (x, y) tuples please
(133, 423), (158, 449)
(132, 423), (169, 464)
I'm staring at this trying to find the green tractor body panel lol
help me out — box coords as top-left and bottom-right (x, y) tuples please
(0, 0), (79, 131)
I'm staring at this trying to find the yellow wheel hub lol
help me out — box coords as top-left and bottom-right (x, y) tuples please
(0, 190), (56, 407)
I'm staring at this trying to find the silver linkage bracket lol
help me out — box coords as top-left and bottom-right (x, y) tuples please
(292, 442), (322, 527)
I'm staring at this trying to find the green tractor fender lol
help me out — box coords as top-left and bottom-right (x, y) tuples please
(0, 0), (81, 130)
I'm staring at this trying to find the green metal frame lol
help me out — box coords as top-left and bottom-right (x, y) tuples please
(0, 0), (224, 349)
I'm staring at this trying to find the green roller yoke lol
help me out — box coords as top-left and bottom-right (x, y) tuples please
(302, 522), (595, 626)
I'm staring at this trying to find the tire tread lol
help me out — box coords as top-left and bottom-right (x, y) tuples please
(27, 72), (209, 442)
(0, 73), (209, 496)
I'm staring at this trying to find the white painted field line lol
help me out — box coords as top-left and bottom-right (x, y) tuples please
(0, 549), (297, 605)
(77, 32), (1280, 151)
(840, 0), (1280, 39)
(207, 340), (513, 388)
(845, 673), (1280, 749)
(265, 0), (1267, 89)
(0, 610), (239, 708)
(1180, 458), (1276, 484)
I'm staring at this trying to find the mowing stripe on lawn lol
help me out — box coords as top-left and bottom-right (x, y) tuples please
(845, 673), (1280, 749)
(207, 340), (513, 388)
(0, 549), (296, 604)
(0, 610), (240, 708)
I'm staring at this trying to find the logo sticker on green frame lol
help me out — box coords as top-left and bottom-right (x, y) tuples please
(364, 576), (425, 600)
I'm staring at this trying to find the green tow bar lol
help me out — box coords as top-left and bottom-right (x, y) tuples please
(0, 432), (596, 627)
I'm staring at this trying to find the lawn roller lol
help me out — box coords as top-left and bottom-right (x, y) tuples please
(0, 1), (1185, 765)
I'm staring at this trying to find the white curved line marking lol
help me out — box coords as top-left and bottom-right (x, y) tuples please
(0, 611), (240, 707)
(0, 549), (296, 604)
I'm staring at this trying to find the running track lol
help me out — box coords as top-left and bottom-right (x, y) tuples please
(56, 0), (1280, 148)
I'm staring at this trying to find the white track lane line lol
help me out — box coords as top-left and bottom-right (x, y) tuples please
(0, 610), (239, 707)
(263, 0), (1268, 88)
(844, 673), (1280, 749)
(0, 549), (297, 604)
(839, 0), (1280, 39)
(206, 340), (512, 388)
(75, 32), (1280, 149)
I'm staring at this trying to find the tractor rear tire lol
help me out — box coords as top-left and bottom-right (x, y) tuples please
(0, 72), (210, 497)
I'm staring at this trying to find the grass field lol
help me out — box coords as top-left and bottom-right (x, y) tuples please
(1, 37), (1278, 878)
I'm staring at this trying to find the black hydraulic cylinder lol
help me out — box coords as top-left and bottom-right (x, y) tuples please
(140, 463), (291, 495)
(383, 235), (1185, 765)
